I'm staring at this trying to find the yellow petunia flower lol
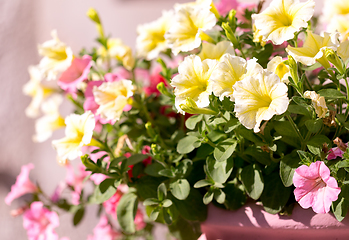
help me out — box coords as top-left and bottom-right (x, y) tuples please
(304, 91), (328, 118)
(136, 10), (174, 60)
(286, 30), (339, 69)
(38, 30), (73, 81)
(93, 80), (135, 122)
(52, 111), (96, 161)
(198, 41), (235, 61)
(323, 0), (349, 23)
(233, 70), (289, 132)
(338, 40), (349, 64)
(170, 55), (218, 114)
(267, 56), (291, 84)
(165, 3), (216, 55)
(327, 15), (349, 42)
(252, 0), (315, 45)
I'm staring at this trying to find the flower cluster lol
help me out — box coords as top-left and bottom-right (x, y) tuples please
(8, 0), (349, 239)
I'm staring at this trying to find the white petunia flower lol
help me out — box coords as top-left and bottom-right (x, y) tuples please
(198, 41), (235, 61)
(252, 0), (315, 45)
(267, 56), (291, 84)
(327, 15), (349, 42)
(338, 40), (349, 64)
(165, 3), (216, 55)
(210, 54), (264, 101)
(323, 0), (349, 23)
(23, 65), (55, 118)
(233, 70), (289, 132)
(33, 95), (65, 143)
(304, 91), (328, 118)
(93, 80), (135, 122)
(136, 10), (175, 60)
(52, 111), (96, 161)
(170, 55), (218, 114)
(38, 30), (73, 81)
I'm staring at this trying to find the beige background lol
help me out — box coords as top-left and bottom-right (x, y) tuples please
(0, 0), (323, 239)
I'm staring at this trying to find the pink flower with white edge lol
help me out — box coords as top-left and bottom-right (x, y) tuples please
(65, 163), (90, 205)
(5, 163), (38, 205)
(87, 215), (120, 240)
(293, 161), (341, 213)
(58, 55), (92, 96)
(23, 201), (60, 240)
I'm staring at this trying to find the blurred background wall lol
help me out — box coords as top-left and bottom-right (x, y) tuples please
(0, 0), (323, 239)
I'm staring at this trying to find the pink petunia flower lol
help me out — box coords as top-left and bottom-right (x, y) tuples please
(5, 163), (38, 205)
(327, 147), (345, 160)
(216, 0), (238, 16)
(141, 66), (168, 96)
(103, 189), (124, 218)
(134, 209), (146, 231)
(65, 163), (90, 205)
(58, 55), (92, 96)
(87, 215), (120, 240)
(293, 161), (341, 213)
(23, 201), (60, 240)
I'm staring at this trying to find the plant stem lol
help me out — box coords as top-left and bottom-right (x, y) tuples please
(286, 115), (304, 147)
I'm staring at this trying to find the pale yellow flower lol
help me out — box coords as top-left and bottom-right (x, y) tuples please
(323, 0), (349, 22)
(136, 10), (174, 60)
(98, 38), (135, 70)
(165, 3), (216, 55)
(93, 80), (135, 122)
(170, 55), (218, 114)
(267, 56), (291, 84)
(252, 0), (315, 45)
(304, 91), (328, 118)
(286, 31), (339, 68)
(38, 30), (73, 81)
(52, 111), (96, 161)
(33, 95), (65, 143)
(198, 41), (235, 61)
(23, 65), (55, 118)
(327, 15), (349, 41)
(233, 70), (289, 132)
(338, 40), (349, 64)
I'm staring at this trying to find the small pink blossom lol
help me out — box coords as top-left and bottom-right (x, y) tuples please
(141, 66), (168, 96)
(58, 55), (92, 96)
(293, 161), (341, 213)
(23, 201), (60, 240)
(50, 182), (66, 203)
(134, 209), (146, 231)
(5, 163), (38, 205)
(103, 189), (123, 218)
(216, 0), (238, 16)
(328, 147), (345, 160)
(65, 163), (90, 205)
(87, 215), (120, 240)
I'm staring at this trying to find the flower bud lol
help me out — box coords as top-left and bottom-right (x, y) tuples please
(287, 55), (299, 84)
(222, 23), (239, 49)
(228, 10), (237, 31)
(86, 8), (101, 24)
(179, 97), (217, 115)
(157, 82), (173, 98)
(325, 48), (345, 75)
(81, 154), (98, 172)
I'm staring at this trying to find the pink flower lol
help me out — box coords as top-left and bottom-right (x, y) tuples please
(65, 163), (90, 205)
(87, 215), (120, 240)
(327, 147), (345, 160)
(216, 0), (238, 16)
(134, 210), (146, 231)
(58, 55), (92, 96)
(50, 182), (66, 203)
(141, 66), (167, 96)
(293, 161), (341, 213)
(5, 163), (38, 205)
(23, 201), (60, 240)
(103, 189), (123, 218)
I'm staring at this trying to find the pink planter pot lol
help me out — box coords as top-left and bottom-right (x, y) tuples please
(201, 202), (349, 240)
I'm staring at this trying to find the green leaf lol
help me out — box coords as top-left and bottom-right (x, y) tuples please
(235, 127), (265, 145)
(90, 179), (119, 204)
(143, 198), (159, 206)
(207, 130), (226, 142)
(213, 139), (237, 162)
(126, 154), (149, 166)
(318, 89), (346, 99)
(203, 190), (214, 205)
(157, 183), (167, 201)
(158, 169), (176, 178)
(135, 176), (165, 200)
(287, 104), (311, 117)
(260, 172), (292, 214)
(307, 135), (331, 153)
(117, 192), (138, 234)
(149, 207), (160, 221)
(144, 162), (165, 177)
(224, 118), (240, 133)
(177, 135), (199, 154)
(194, 179), (212, 188)
(274, 121), (298, 137)
(170, 179), (190, 200)
(332, 194), (349, 222)
(162, 208), (173, 225)
(168, 217), (202, 240)
(244, 146), (272, 165)
(280, 152), (300, 187)
(240, 164), (264, 200)
(73, 206), (85, 226)
(170, 189), (207, 221)
(214, 188), (226, 204)
(305, 119), (323, 133)
(205, 157), (233, 184)
(162, 199), (173, 208)
(292, 96), (308, 107)
(224, 182), (247, 210)
(185, 114), (203, 130)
